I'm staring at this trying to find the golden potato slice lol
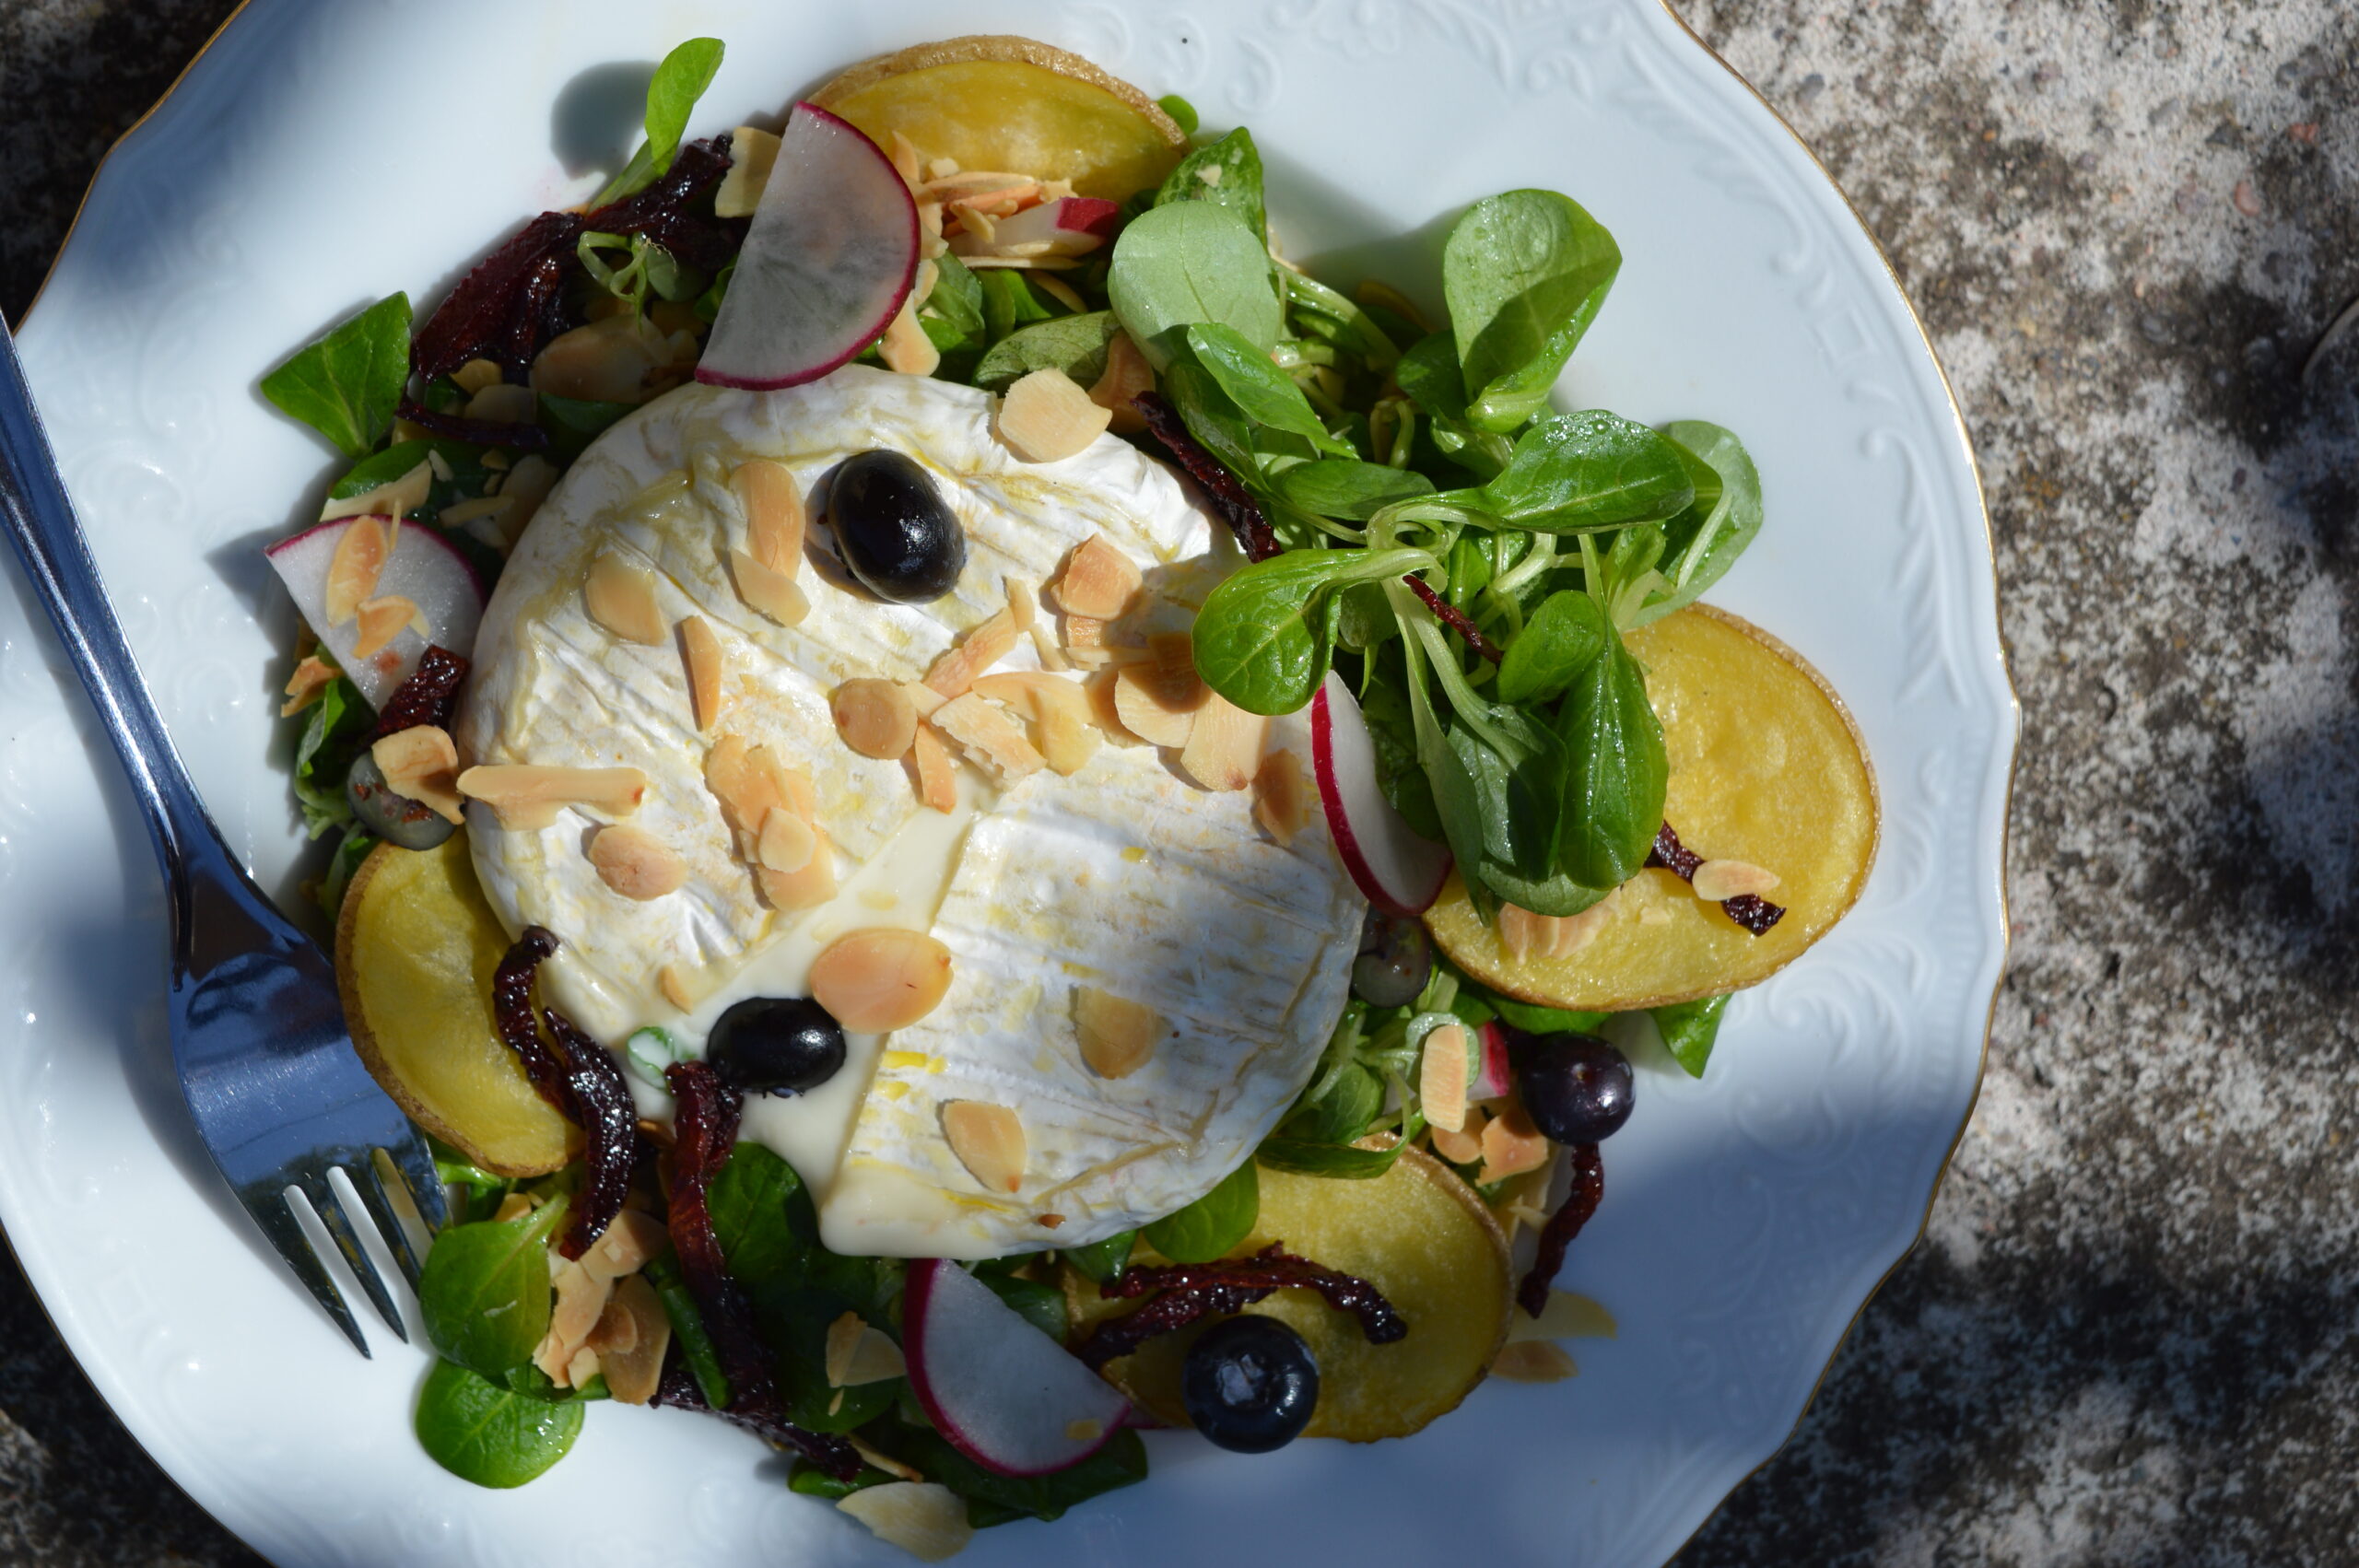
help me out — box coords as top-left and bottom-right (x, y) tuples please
(1063, 1145), (1510, 1441)
(335, 837), (574, 1176)
(1428, 604), (1877, 1012)
(811, 36), (1185, 201)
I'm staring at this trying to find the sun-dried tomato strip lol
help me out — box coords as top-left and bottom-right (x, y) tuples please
(584, 136), (744, 275)
(662, 1061), (860, 1480)
(543, 1007), (636, 1261)
(1074, 1277), (1278, 1370)
(414, 210), (585, 380)
(393, 400), (553, 452)
(1518, 1141), (1603, 1319)
(491, 929), (574, 1116)
(370, 645), (469, 738)
(1133, 392), (1281, 563)
(1647, 821), (1787, 935)
(1099, 1244), (1406, 1348)
(1402, 574), (1502, 664)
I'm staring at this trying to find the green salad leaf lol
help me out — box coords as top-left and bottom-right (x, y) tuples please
(596, 37), (726, 204)
(1108, 200), (1283, 368)
(291, 673), (370, 839)
(415, 1358), (582, 1489)
(1274, 458), (1434, 521)
(261, 293), (412, 459)
(1552, 626), (1668, 889)
(869, 1426), (1149, 1523)
(1060, 1229), (1137, 1283)
(1184, 322), (1353, 455)
(1443, 190), (1619, 434)
(1191, 546), (1437, 716)
(1496, 588), (1607, 705)
(1653, 993), (1731, 1077)
(1630, 420), (1765, 626)
(973, 310), (1122, 392)
(1142, 1160), (1259, 1262)
(417, 1194), (568, 1378)
(1444, 411), (1694, 534)
(1152, 125), (1266, 240)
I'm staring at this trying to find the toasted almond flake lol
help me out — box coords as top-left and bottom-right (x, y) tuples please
(679, 614), (726, 732)
(351, 594), (426, 661)
(459, 763), (647, 830)
(1084, 670), (1131, 740)
(1692, 858), (1782, 901)
(931, 692), (1047, 785)
(532, 1328), (573, 1386)
(1064, 1418), (1105, 1443)
(589, 823), (687, 900)
(1049, 534), (1144, 620)
(583, 555), (667, 645)
(321, 459), (431, 523)
(1420, 1023), (1472, 1133)
(563, 1345), (604, 1391)
(924, 609), (1020, 698)
(323, 519), (389, 627)
(1033, 273), (1088, 312)
(838, 1482), (973, 1562)
(970, 672), (1101, 776)
(728, 547), (811, 626)
(1638, 904), (1674, 926)
(580, 1208), (667, 1282)
(1179, 689), (1265, 792)
(1490, 1340), (1579, 1383)
(757, 826), (838, 911)
(1428, 1106), (1488, 1165)
(595, 1275), (671, 1405)
(1496, 903), (1543, 963)
(658, 963), (700, 1012)
(850, 1434), (925, 1483)
(1253, 748), (1312, 844)
(704, 733), (813, 841)
(757, 807), (817, 873)
(1037, 1213), (1066, 1229)
(880, 293), (942, 376)
(467, 382), (537, 425)
(1112, 666), (1203, 748)
(926, 157), (961, 180)
(452, 358), (504, 394)
(832, 678), (920, 759)
(902, 680), (947, 720)
(941, 1100), (1027, 1195)
(949, 201), (996, 242)
(1062, 614), (1106, 650)
(371, 725), (464, 824)
(959, 253), (1080, 272)
(733, 458), (806, 575)
(492, 1192), (536, 1224)
(585, 1291), (641, 1357)
(887, 131), (924, 188)
(912, 723), (958, 813)
(715, 124), (781, 216)
(549, 1258), (615, 1354)
(996, 368), (1113, 463)
(811, 928), (955, 1032)
(1508, 1290), (1619, 1344)
(1544, 893), (1619, 959)
(1479, 1101), (1553, 1185)
(279, 654), (338, 717)
(1003, 576), (1038, 635)
(1074, 987), (1162, 1080)
(824, 1312), (865, 1386)
(826, 1312), (908, 1387)
(1088, 331), (1156, 434)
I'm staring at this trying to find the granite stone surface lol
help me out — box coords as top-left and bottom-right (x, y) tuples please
(0, 1), (2353, 1564)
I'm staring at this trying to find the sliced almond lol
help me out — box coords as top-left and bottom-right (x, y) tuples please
(810, 929), (954, 1031)
(970, 672), (1101, 776)
(923, 609), (1020, 698)
(1428, 1106), (1489, 1166)
(931, 692), (1047, 786)
(1145, 631), (1201, 700)
(941, 1100), (1027, 1195)
(1543, 893), (1619, 959)
(458, 764), (648, 831)
(728, 547), (811, 626)
(1062, 614), (1106, 651)
(1253, 748), (1312, 844)
(850, 1434), (925, 1484)
(678, 614), (726, 732)
(1088, 331), (1156, 434)
(1113, 665), (1203, 747)
(1178, 688), (1266, 792)
(704, 733), (816, 841)
(757, 807), (817, 873)
(1049, 534), (1143, 620)
(597, 1275), (671, 1405)
(1084, 670), (1130, 740)
(1478, 1101), (1553, 1185)
(321, 459), (430, 523)
(1496, 903), (1544, 963)
(467, 382), (537, 425)
(583, 555), (667, 645)
(1508, 1289), (1618, 1344)
(837, 1482), (974, 1562)
(911, 722), (958, 813)
(1074, 987), (1162, 1080)
(903, 680), (947, 720)
(880, 293), (942, 376)
(549, 1258), (615, 1355)
(1003, 575), (1038, 635)
(757, 827), (838, 912)
(825, 1311), (910, 1387)
(714, 124), (781, 217)
(996, 368), (1112, 463)
(351, 594), (425, 661)
(579, 1208), (667, 1282)
(734, 458), (806, 575)
(887, 130), (923, 188)
(371, 725), (464, 825)
(585, 1290), (641, 1358)
(658, 962), (707, 1012)
(1490, 1340), (1578, 1383)
(323, 516), (390, 626)
(279, 654), (339, 717)
(452, 358), (504, 394)
(833, 678), (920, 759)
(588, 823), (687, 900)
(1692, 859), (1782, 901)
(1419, 1023), (1472, 1134)
(492, 1192), (536, 1224)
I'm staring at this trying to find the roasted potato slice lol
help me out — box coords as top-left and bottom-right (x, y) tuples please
(1428, 604), (1876, 1012)
(1064, 1145), (1510, 1441)
(335, 837), (574, 1176)
(811, 36), (1186, 201)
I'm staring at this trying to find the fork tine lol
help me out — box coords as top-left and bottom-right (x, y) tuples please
(385, 1132), (452, 1234)
(299, 1170), (407, 1341)
(251, 1189), (370, 1357)
(357, 1150), (428, 1291)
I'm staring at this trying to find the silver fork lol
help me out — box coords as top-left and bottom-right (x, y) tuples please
(0, 317), (449, 1356)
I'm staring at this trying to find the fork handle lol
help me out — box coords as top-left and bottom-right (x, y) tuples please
(0, 318), (230, 898)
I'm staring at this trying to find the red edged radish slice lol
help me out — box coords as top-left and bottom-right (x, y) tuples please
(265, 516), (485, 708)
(902, 1258), (1129, 1478)
(697, 103), (919, 392)
(1470, 1020), (1515, 1102)
(1310, 671), (1450, 916)
(949, 196), (1121, 260)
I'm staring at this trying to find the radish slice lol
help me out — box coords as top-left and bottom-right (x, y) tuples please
(264, 516), (485, 708)
(1310, 671), (1451, 916)
(1470, 1020), (1515, 1101)
(697, 103), (919, 392)
(949, 196), (1121, 261)
(902, 1258), (1129, 1478)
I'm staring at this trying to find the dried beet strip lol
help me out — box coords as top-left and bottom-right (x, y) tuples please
(1074, 1275), (1278, 1370)
(583, 136), (744, 275)
(649, 1346), (864, 1476)
(414, 211), (585, 380)
(1646, 821), (1787, 936)
(543, 1007), (636, 1261)
(394, 400), (553, 451)
(371, 645), (469, 738)
(1403, 574), (1502, 664)
(1518, 1141), (1603, 1318)
(663, 1061), (860, 1480)
(491, 929), (575, 1116)
(1088, 1244), (1408, 1365)
(1134, 392), (1281, 562)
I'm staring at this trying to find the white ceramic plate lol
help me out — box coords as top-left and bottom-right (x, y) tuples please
(0, 1), (2013, 1562)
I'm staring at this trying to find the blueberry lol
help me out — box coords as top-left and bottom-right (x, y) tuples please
(707, 997), (846, 1096)
(1511, 1032), (1635, 1143)
(345, 750), (457, 850)
(1352, 910), (1431, 1009)
(1181, 1316), (1319, 1454)
(827, 450), (966, 603)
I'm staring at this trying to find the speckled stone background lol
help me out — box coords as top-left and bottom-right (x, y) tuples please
(1, 0), (2353, 1563)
